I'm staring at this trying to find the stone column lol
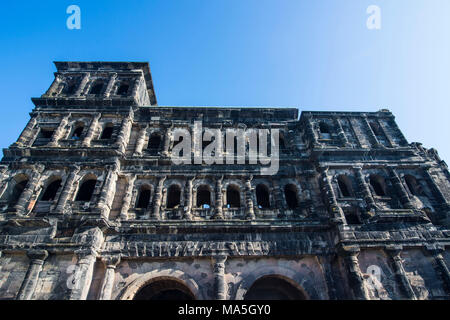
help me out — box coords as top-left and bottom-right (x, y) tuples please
(272, 179), (284, 216)
(13, 114), (39, 147)
(69, 249), (98, 300)
(362, 116), (382, 148)
(213, 256), (227, 300)
(377, 120), (396, 148)
(184, 178), (194, 220)
(98, 256), (121, 300)
(15, 165), (45, 216)
(16, 250), (49, 300)
(48, 114), (71, 147)
(103, 73), (118, 98)
(355, 167), (377, 212)
(245, 177), (256, 220)
(131, 76), (142, 101)
(55, 166), (80, 214)
(388, 167), (414, 209)
(335, 117), (350, 147)
(115, 110), (134, 153)
(339, 246), (370, 300)
(133, 125), (148, 156)
(120, 174), (136, 220)
(428, 247), (450, 295)
(82, 113), (101, 147)
(75, 73), (90, 97)
(422, 167), (450, 222)
(152, 176), (166, 220)
(320, 167), (345, 225)
(385, 247), (417, 299)
(97, 163), (119, 219)
(44, 74), (63, 96)
(305, 117), (319, 147)
(213, 176), (224, 220)
(162, 125), (173, 157)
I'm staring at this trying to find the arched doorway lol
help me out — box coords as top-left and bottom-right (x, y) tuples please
(133, 279), (195, 300)
(244, 276), (307, 300)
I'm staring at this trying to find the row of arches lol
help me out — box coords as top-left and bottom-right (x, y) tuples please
(135, 182), (300, 210)
(132, 275), (307, 300)
(62, 79), (130, 97)
(336, 173), (422, 198)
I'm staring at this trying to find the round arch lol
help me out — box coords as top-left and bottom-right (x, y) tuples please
(234, 266), (322, 300)
(119, 269), (203, 300)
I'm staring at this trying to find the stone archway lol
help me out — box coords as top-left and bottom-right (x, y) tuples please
(243, 275), (307, 300)
(235, 266), (323, 300)
(119, 269), (203, 300)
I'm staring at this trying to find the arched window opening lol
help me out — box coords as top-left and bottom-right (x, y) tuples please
(75, 178), (97, 202)
(136, 186), (151, 209)
(41, 179), (62, 201)
(404, 175), (420, 196)
(89, 81), (104, 95)
(226, 185), (240, 208)
(71, 124), (84, 139)
(100, 124), (114, 140)
(284, 184), (299, 209)
(9, 178), (29, 204)
(148, 133), (162, 151)
(337, 175), (353, 197)
(197, 186), (211, 208)
(167, 185), (181, 209)
(133, 279), (195, 300)
(369, 122), (382, 136)
(370, 175), (387, 197)
(256, 184), (270, 209)
(65, 82), (77, 95)
(117, 83), (130, 96)
(319, 122), (331, 139)
(244, 276), (307, 300)
(39, 128), (55, 139)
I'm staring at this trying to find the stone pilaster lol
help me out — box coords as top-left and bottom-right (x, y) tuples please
(213, 176), (224, 220)
(339, 246), (370, 300)
(422, 167), (450, 223)
(13, 114), (39, 147)
(75, 73), (90, 96)
(131, 76), (142, 101)
(44, 73), (63, 96)
(98, 256), (120, 300)
(162, 125), (173, 157)
(388, 167), (414, 209)
(184, 178), (194, 220)
(385, 247), (417, 299)
(245, 177), (256, 220)
(335, 117), (350, 147)
(213, 256), (227, 300)
(115, 110), (134, 153)
(362, 116), (382, 148)
(68, 249), (98, 300)
(14, 165), (45, 216)
(55, 166), (80, 214)
(355, 167), (377, 212)
(120, 174), (136, 220)
(133, 125), (148, 156)
(97, 163), (119, 219)
(319, 167), (345, 225)
(428, 247), (450, 295)
(305, 117), (319, 148)
(103, 73), (118, 98)
(16, 250), (49, 300)
(152, 176), (166, 220)
(82, 113), (101, 147)
(272, 179), (284, 215)
(49, 114), (71, 147)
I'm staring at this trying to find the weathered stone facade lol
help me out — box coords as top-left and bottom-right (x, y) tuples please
(0, 61), (449, 300)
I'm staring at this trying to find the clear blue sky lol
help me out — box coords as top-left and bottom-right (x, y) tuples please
(0, 1), (449, 161)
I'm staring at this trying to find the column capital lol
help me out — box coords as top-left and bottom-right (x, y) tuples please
(101, 255), (121, 269)
(26, 249), (48, 262)
(338, 245), (361, 257)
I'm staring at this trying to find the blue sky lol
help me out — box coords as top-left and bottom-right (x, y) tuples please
(0, 1), (449, 161)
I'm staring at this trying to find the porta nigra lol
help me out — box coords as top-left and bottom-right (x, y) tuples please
(0, 61), (449, 300)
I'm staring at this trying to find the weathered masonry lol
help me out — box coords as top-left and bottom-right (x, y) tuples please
(0, 61), (449, 300)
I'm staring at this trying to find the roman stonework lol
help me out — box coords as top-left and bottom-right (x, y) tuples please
(0, 61), (449, 300)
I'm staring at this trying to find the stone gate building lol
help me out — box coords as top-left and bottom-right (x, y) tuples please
(0, 61), (449, 300)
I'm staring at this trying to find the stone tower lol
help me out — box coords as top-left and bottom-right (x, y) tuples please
(0, 61), (449, 300)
